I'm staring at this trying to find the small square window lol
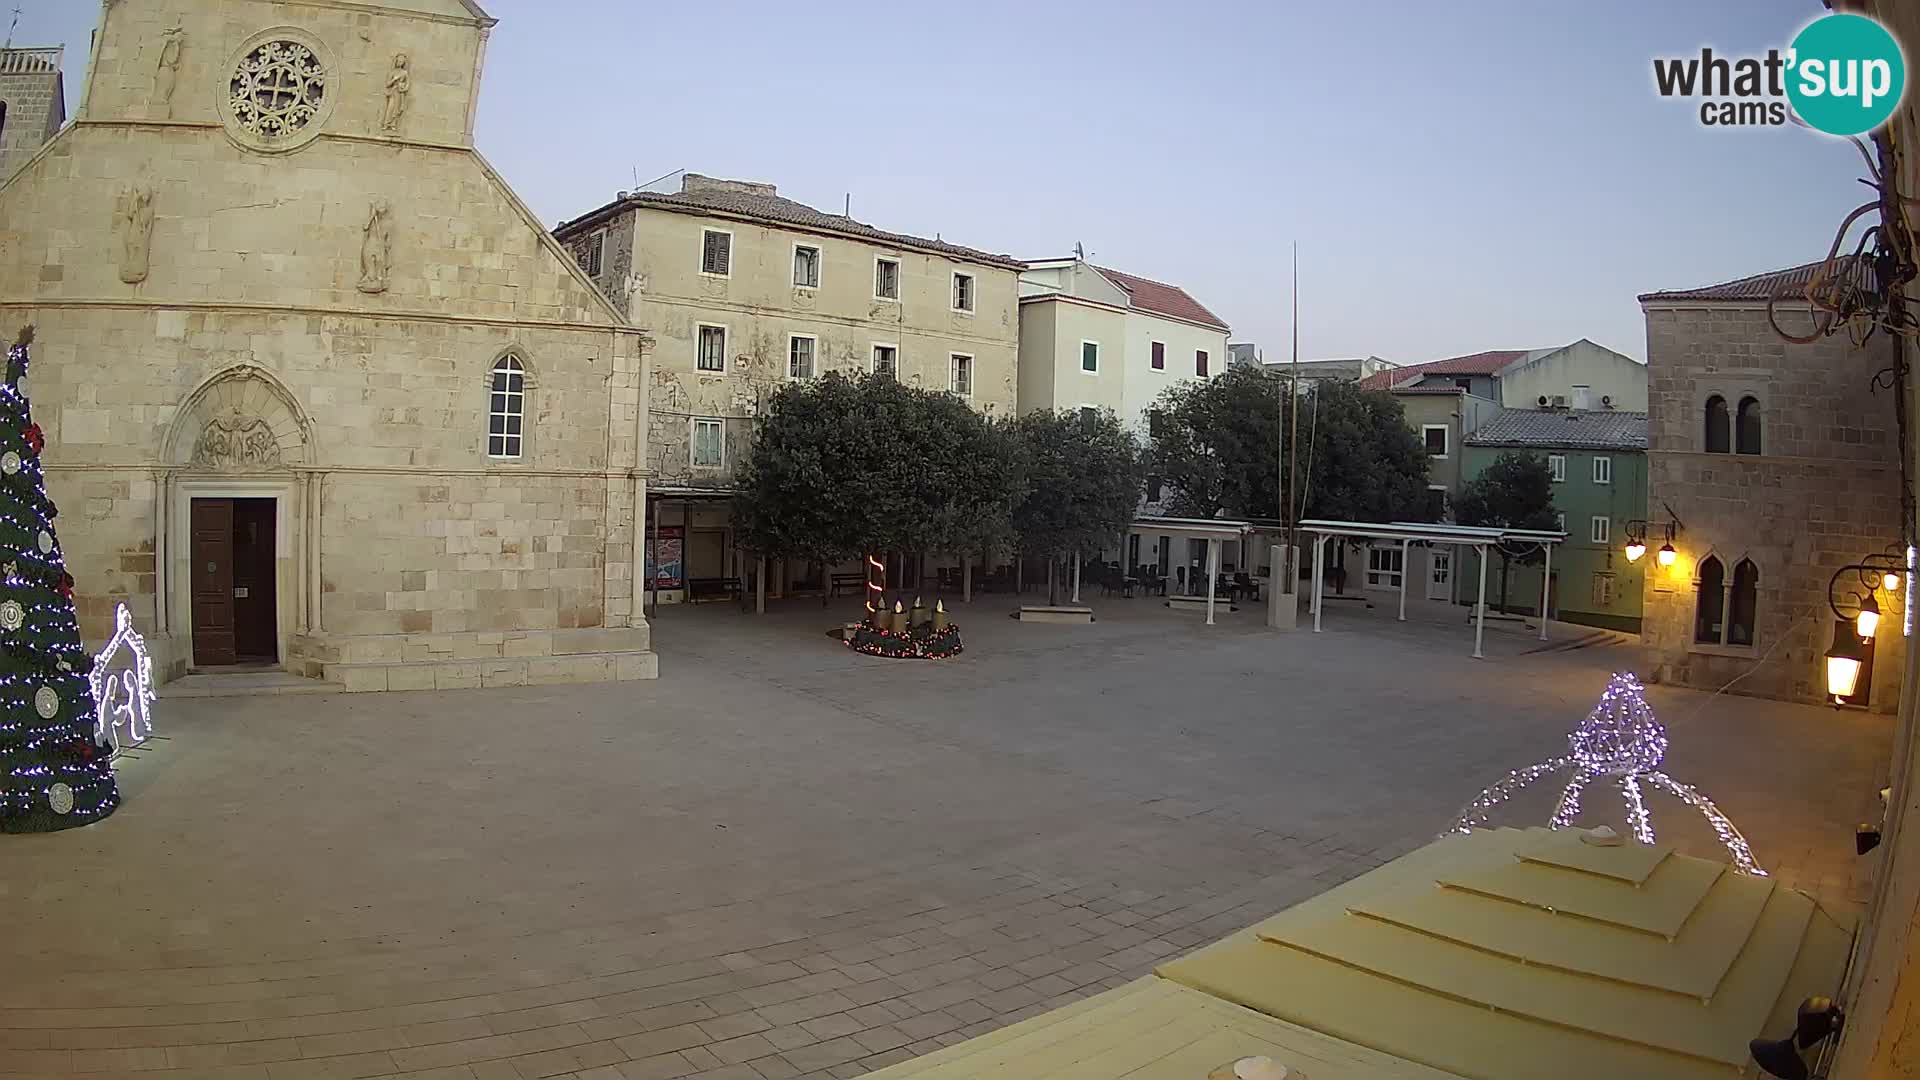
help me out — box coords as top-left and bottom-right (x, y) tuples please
(1081, 341), (1100, 373)
(1590, 515), (1610, 544)
(1592, 456), (1612, 484)
(788, 335), (815, 380)
(1148, 410), (1166, 438)
(696, 324), (726, 373)
(950, 353), (973, 397)
(691, 418), (724, 469)
(1423, 425), (1449, 458)
(1555, 511), (1567, 532)
(700, 229), (731, 276)
(1548, 454), (1567, 482)
(875, 257), (900, 301)
(1151, 341), (1165, 370)
(1196, 350), (1209, 377)
(793, 244), (821, 288)
(872, 344), (897, 379)
(1079, 406), (1099, 424)
(952, 272), (974, 312)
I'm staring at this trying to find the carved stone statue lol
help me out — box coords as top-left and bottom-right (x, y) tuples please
(358, 198), (391, 294)
(380, 53), (411, 132)
(153, 24), (185, 118)
(190, 417), (282, 471)
(118, 185), (155, 284)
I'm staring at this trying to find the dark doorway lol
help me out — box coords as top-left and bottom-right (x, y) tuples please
(189, 497), (277, 667)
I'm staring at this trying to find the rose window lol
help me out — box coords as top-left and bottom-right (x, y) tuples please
(229, 41), (327, 139)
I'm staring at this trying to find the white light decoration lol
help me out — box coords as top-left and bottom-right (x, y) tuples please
(89, 603), (155, 755)
(1449, 672), (1766, 875)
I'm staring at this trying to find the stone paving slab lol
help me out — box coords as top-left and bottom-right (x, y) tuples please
(0, 597), (1891, 1080)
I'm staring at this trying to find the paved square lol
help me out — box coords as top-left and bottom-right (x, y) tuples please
(0, 596), (1893, 1080)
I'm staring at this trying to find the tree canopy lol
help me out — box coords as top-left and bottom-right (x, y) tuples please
(732, 373), (1023, 561)
(1455, 450), (1560, 611)
(1146, 370), (1434, 523)
(1009, 408), (1142, 558)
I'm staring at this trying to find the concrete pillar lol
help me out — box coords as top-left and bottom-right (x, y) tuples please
(1539, 543), (1552, 640)
(1312, 536), (1325, 632)
(1398, 537), (1410, 622)
(1205, 537), (1220, 626)
(1071, 555), (1081, 603)
(1266, 543), (1296, 630)
(1474, 542), (1489, 659)
(756, 554), (767, 614)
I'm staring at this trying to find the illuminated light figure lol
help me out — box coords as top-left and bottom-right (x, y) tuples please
(88, 603), (155, 756)
(1448, 672), (1765, 876)
(865, 554), (885, 617)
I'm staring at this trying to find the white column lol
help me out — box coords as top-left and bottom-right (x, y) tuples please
(1205, 537), (1220, 626)
(1071, 554), (1081, 603)
(1539, 543), (1552, 640)
(1473, 542), (1489, 659)
(1312, 536), (1325, 632)
(1398, 538), (1410, 622)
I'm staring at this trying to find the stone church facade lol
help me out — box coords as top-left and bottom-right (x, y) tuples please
(0, 0), (658, 690)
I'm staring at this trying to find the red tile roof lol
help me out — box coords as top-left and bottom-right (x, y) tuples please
(1637, 255), (1871, 303)
(1358, 349), (1529, 390)
(1092, 266), (1229, 331)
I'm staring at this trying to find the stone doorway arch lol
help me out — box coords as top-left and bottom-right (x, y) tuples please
(157, 365), (319, 672)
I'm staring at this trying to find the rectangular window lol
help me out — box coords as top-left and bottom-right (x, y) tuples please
(487, 358), (525, 460)
(1592, 572), (1615, 606)
(1548, 454), (1567, 482)
(872, 344), (897, 379)
(1196, 350), (1210, 377)
(950, 353), (973, 397)
(574, 231), (604, 277)
(1590, 515), (1610, 544)
(1592, 456), (1612, 484)
(691, 418), (724, 469)
(1146, 474), (1164, 502)
(1555, 511), (1567, 532)
(874, 257), (900, 301)
(696, 324), (727, 373)
(1147, 409), (1166, 437)
(792, 244), (821, 288)
(1422, 424), (1449, 458)
(1151, 341), (1165, 370)
(1081, 341), (1100, 373)
(952, 272), (975, 312)
(1079, 406), (1099, 424)
(788, 335), (815, 380)
(1425, 484), (1447, 521)
(1365, 545), (1404, 588)
(700, 229), (731, 276)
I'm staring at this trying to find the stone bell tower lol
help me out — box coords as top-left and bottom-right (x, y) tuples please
(0, 45), (65, 181)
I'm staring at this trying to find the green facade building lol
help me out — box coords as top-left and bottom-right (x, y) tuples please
(1458, 409), (1649, 633)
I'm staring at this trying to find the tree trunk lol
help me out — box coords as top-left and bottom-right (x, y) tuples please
(1497, 554), (1511, 615)
(1047, 556), (1059, 606)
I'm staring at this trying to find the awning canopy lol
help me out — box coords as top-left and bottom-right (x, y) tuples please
(1295, 518), (1568, 658)
(1128, 516), (1254, 542)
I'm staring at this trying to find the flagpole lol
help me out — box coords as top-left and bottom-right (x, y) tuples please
(1286, 243), (1301, 581)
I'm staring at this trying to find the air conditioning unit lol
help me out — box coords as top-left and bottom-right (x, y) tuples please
(1537, 395), (1549, 407)
(1601, 394), (1614, 408)
(1550, 395), (1568, 408)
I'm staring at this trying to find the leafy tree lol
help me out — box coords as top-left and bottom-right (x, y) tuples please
(1147, 371), (1433, 523)
(1010, 408), (1143, 604)
(1454, 451), (1559, 613)
(732, 373), (1023, 571)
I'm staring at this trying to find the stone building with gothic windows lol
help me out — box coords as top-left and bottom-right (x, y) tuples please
(1638, 258), (1904, 711)
(0, 0), (658, 689)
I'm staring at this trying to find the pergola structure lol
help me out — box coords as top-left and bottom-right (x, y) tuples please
(1297, 519), (1567, 658)
(1128, 516), (1254, 626)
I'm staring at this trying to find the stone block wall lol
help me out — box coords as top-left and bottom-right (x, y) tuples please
(1641, 302), (1906, 710)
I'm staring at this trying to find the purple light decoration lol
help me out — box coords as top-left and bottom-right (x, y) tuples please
(1449, 672), (1765, 876)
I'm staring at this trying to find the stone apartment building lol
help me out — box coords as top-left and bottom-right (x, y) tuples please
(0, 46), (65, 181)
(1638, 258), (1904, 711)
(553, 173), (1021, 602)
(0, 0), (657, 690)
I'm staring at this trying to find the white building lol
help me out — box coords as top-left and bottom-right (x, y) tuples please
(1016, 257), (1230, 430)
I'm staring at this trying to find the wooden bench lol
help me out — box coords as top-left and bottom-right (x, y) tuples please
(687, 577), (742, 602)
(829, 572), (867, 596)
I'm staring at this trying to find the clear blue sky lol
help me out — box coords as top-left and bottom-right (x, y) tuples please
(15, 0), (1873, 363)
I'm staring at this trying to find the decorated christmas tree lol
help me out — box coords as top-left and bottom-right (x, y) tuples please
(0, 327), (118, 833)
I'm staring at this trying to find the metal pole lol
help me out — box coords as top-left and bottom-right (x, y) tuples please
(1539, 543), (1551, 641)
(1286, 242), (1300, 581)
(1205, 537), (1219, 626)
(1474, 542), (1489, 659)
(1398, 537), (1409, 622)
(1312, 535), (1325, 632)
(647, 494), (659, 617)
(756, 554), (766, 614)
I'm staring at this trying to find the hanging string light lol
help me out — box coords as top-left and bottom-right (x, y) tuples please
(1448, 672), (1765, 876)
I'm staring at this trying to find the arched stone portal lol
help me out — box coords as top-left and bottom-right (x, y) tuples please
(157, 364), (318, 673)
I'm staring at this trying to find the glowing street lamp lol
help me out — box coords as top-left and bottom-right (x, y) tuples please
(1857, 592), (1881, 641)
(1624, 540), (1646, 563)
(1825, 622), (1865, 704)
(1657, 542), (1677, 567)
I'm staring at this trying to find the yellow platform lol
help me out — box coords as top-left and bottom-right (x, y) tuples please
(866, 827), (1854, 1080)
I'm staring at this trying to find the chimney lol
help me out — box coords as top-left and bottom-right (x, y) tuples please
(682, 173), (777, 197)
